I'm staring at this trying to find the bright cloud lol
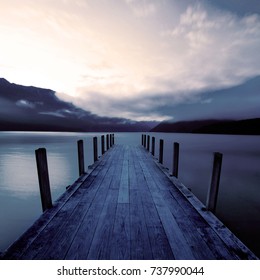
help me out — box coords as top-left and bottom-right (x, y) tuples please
(1, 0), (260, 121)
(124, 0), (158, 17)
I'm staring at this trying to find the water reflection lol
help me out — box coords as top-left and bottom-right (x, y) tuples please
(1, 153), (38, 197)
(0, 150), (76, 199)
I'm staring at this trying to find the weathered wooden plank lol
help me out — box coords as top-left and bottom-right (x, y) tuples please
(40, 149), (121, 260)
(132, 148), (174, 259)
(107, 145), (124, 191)
(164, 187), (236, 259)
(128, 148), (138, 190)
(143, 152), (224, 259)
(80, 148), (119, 203)
(129, 191), (153, 259)
(109, 203), (131, 259)
(65, 189), (118, 260)
(64, 202), (104, 260)
(139, 171), (193, 259)
(89, 147), (121, 204)
(117, 147), (129, 203)
(87, 195), (117, 259)
(64, 148), (121, 259)
(160, 190), (217, 260)
(37, 201), (92, 259)
(128, 150), (153, 259)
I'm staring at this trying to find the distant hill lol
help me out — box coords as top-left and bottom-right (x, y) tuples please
(150, 118), (260, 135)
(153, 75), (260, 122)
(0, 78), (157, 132)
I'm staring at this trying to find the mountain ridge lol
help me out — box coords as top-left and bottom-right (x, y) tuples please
(0, 78), (157, 132)
(150, 118), (260, 135)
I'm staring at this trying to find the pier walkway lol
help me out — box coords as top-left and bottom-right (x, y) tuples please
(2, 144), (258, 259)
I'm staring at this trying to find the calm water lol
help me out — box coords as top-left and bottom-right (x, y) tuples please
(0, 131), (259, 257)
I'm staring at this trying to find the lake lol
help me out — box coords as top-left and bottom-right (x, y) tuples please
(0, 131), (259, 257)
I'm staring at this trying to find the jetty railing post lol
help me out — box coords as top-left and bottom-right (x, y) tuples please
(151, 137), (155, 156)
(106, 134), (109, 151)
(110, 134), (112, 147)
(206, 152), (223, 213)
(112, 134), (115, 145)
(159, 139), (164, 164)
(111, 134), (114, 146)
(35, 148), (53, 212)
(77, 140), (85, 176)
(144, 135), (147, 148)
(172, 142), (180, 178)
(147, 135), (150, 151)
(93, 137), (98, 162)
(141, 134), (144, 146)
(101, 135), (105, 155)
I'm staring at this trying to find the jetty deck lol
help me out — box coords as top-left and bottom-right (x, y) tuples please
(2, 144), (258, 260)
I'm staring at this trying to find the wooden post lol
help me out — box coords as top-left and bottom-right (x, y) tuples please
(144, 135), (147, 148)
(172, 142), (180, 178)
(206, 152), (223, 213)
(77, 140), (85, 176)
(112, 134), (115, 145)
(110, 134), (112, 147)
(151, 137), (155, 156)
(35, 148), (53, 212)
(141, 134), (144, 146)
(93, 137), (98, 162)
(101, 135), (105, 155)
(106, 134), (109, 150)
(159, 139), (164, 164)
(147, 135), (150, 151)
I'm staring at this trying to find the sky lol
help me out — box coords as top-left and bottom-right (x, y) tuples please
(1, 0), (260, 122)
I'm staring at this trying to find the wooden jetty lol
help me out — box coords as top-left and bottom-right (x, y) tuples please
(1, 135), (258, 260)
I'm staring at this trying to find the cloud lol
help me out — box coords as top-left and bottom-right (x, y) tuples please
(124, 0), (158, 17)
(16, 100), (35, 109)
(58, 2), (260, 121)
(38, 111), (66, 118)
(1, 0), (260, 121)
(160, 4), (260, 89)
